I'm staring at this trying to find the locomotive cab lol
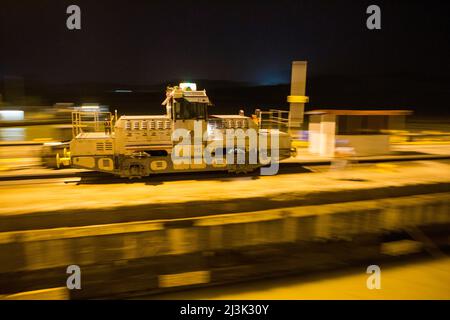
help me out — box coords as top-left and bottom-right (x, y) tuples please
(163, 84), (211, 140)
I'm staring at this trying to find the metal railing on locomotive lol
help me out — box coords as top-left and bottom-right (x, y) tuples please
(71, 110), (116, 137)
(257, 109), (290, 132)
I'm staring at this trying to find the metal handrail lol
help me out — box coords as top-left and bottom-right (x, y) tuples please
(257, 109), (290, 132)
(72, 110), (113, 137)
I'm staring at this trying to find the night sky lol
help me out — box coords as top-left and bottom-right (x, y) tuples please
(2, 0), (449, 85)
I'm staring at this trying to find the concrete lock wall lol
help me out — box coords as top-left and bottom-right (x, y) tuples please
(0, 193), (449, 275)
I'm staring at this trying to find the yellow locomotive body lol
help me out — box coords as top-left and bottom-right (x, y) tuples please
(69, 84), (293, 178)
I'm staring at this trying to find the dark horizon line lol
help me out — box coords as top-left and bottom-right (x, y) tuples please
(3, 71), (450, 90)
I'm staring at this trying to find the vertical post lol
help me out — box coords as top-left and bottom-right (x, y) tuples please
(72, 112), (74, 138)
(288, 61), (308, 138)
(277, 110), (281, 131)
(95, 112), (99, 132)
(257, 110), (262, 128)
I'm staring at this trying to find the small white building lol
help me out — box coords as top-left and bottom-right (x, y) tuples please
(307, 109), (412, 157)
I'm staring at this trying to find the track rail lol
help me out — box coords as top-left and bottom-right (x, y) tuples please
(1, 154), (449, 182)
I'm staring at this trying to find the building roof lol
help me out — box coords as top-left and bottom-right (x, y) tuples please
(306, 109), (412, 116)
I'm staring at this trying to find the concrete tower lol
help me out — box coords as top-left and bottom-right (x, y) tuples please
(287, 61), (309, 137)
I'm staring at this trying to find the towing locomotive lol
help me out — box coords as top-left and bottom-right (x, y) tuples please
(64, 83), (294, 178)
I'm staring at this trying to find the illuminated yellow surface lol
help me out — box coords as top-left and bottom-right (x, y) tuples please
(152, 257), (450, 300)
(0, 160), (449, 216)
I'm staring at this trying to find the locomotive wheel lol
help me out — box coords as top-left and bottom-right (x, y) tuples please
(230, 165), (252, 174)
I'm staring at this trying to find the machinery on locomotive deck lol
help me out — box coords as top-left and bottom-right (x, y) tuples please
(66, 83), (293, 178)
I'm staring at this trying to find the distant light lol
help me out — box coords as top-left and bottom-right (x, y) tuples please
(180, 82), (197, 91)
(0, 110), (24, 121)
(81, 104), (100, 109)
(114, 89), (133, 93)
